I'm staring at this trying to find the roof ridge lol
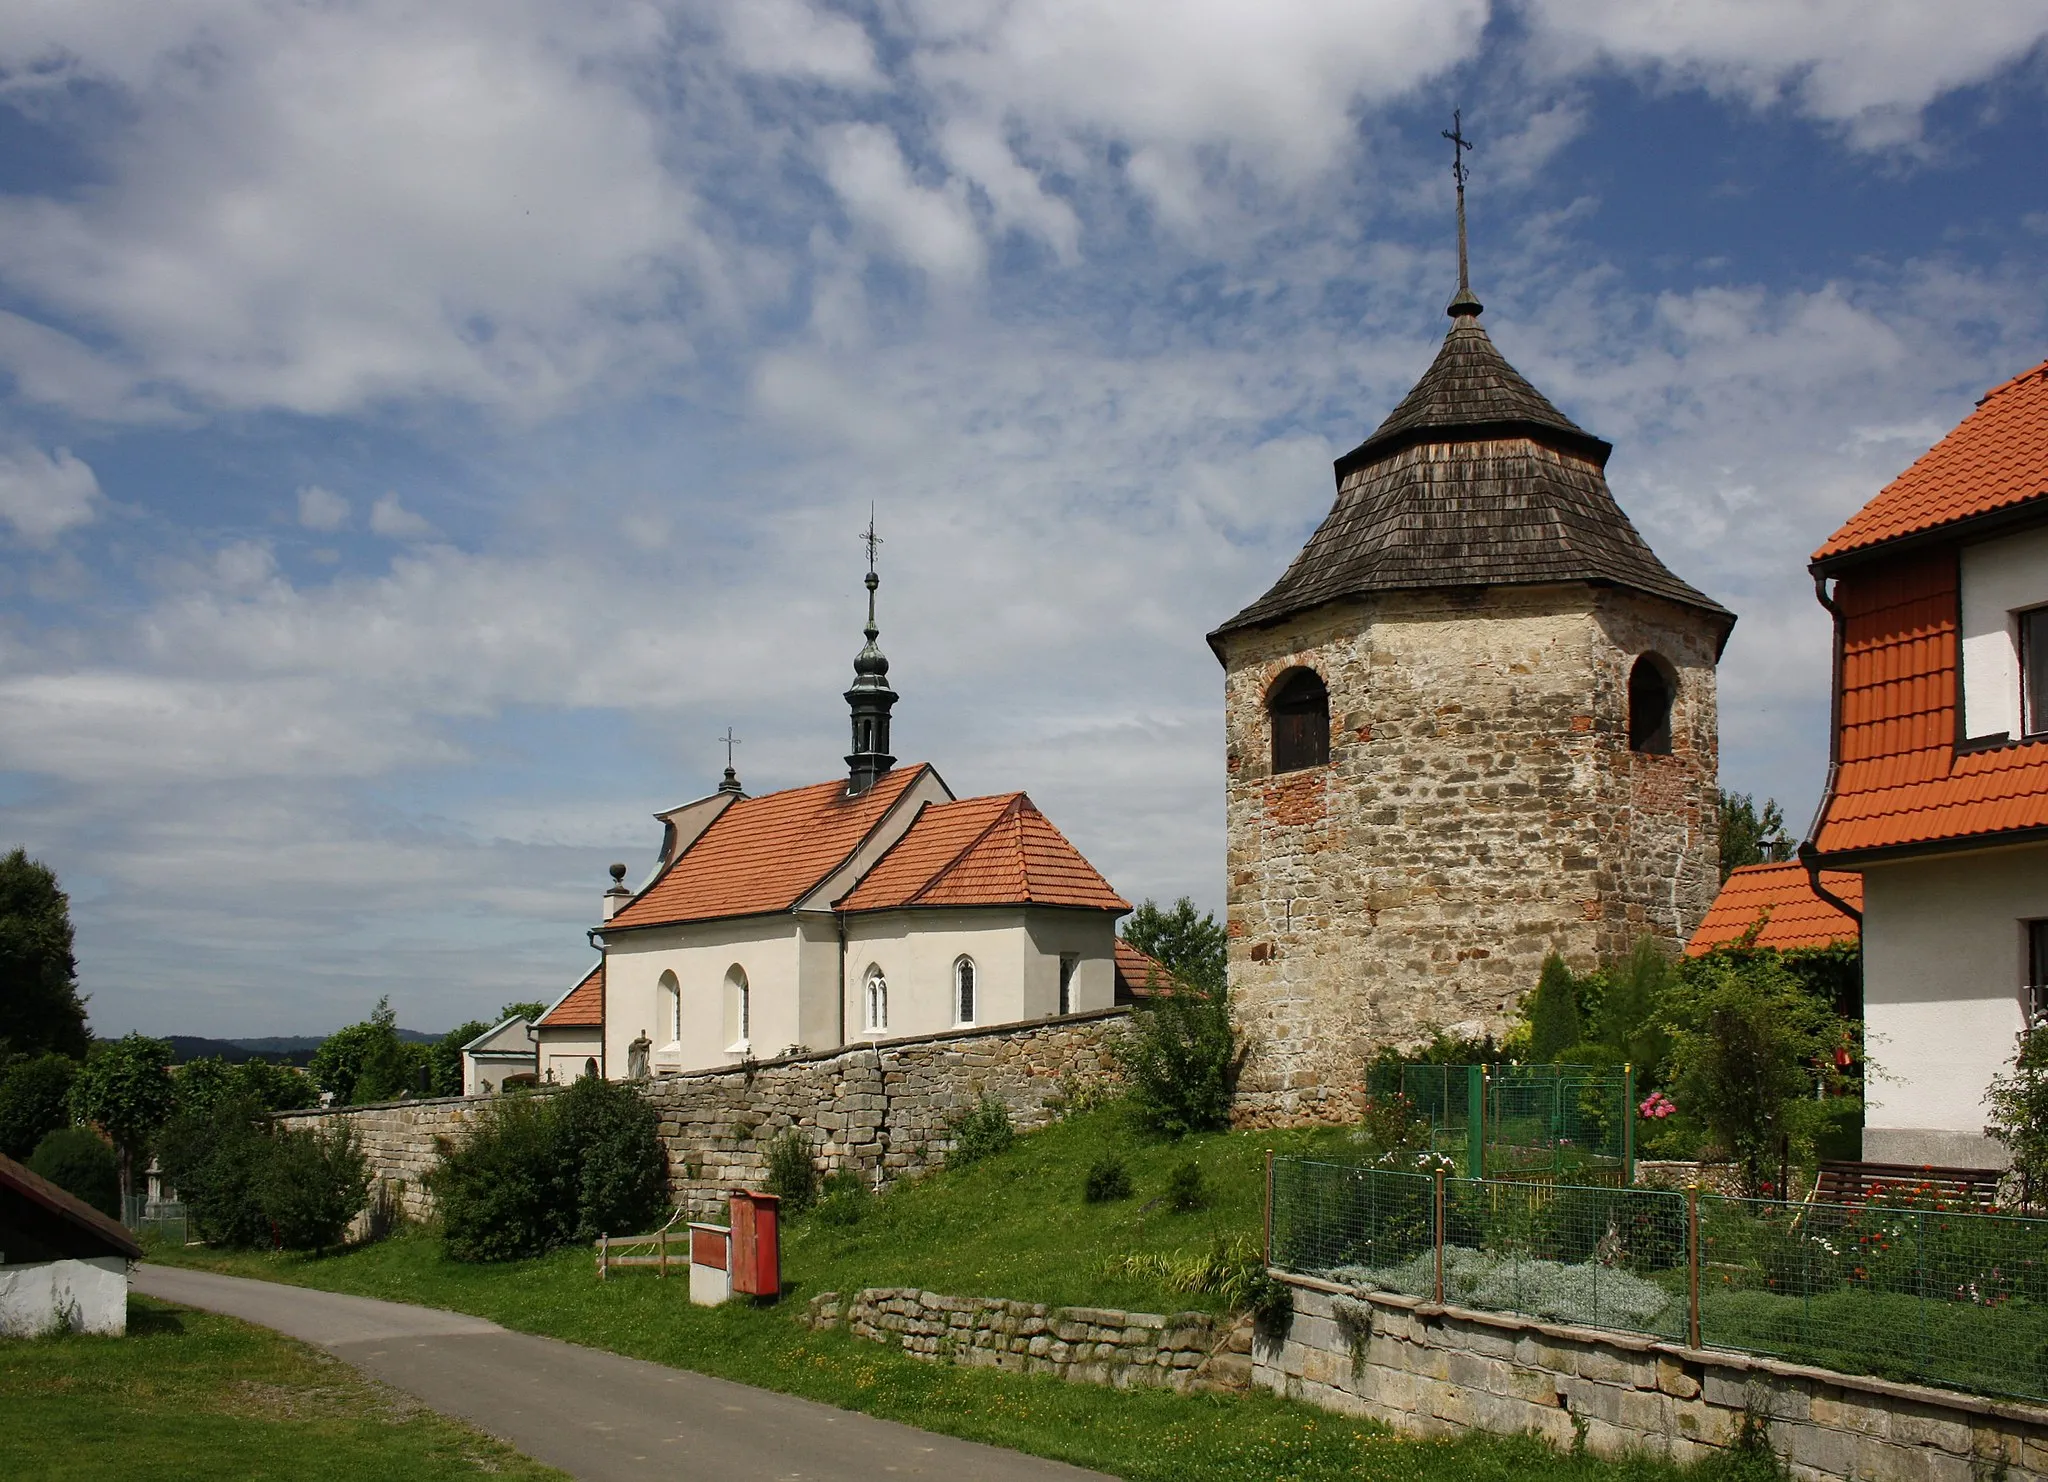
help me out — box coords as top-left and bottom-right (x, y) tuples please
(902, 793), (1028, 907)
(789, 763), (936, 913)
(1977, 357), (2048, 407)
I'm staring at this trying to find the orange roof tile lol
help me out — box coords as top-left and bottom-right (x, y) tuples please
(1811, 550), (2048, 856)
(1114, 939), (1178, 997)
(1815, 359), (2048, 562)
(837, 793), (1131, 914)
(608, 765), (930, 929)
(1685, 863), (1863, 955)
(537, 962), (603, 1029)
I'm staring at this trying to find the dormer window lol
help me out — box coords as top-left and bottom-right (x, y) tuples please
(1269, 668), (1329, 773)
(2022, 606), (2048, 739)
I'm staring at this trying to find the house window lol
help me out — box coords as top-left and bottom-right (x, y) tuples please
(2022, 608), (2048, 739)
(955, 957), (977, 1025)
(657, 970), (681, 1046)
(2029, 920), (2048, 1024)
(1627, 654), (1676, 754)
(724, 965), (750, 1051)
(864, 966), (889, 1034)
(1268, 668), (1330, 773)
(1058, 954), (1078, 1016)
(583, 1057), (598, 1080)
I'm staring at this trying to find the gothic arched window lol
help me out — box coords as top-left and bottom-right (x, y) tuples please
(1628, 655), (1677, 755)
(864, 966), (889, 1034)
(657, 970), (681, 1047)
(955, 957), (977, 1025)
(1268, 667), (1330, 774)
(724, 965), (750, 1051)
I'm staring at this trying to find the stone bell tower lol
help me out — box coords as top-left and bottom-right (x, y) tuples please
(1209, 145), (1732, 1126)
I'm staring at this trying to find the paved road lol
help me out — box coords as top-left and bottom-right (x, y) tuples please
(134, 1265), (1109, 1482)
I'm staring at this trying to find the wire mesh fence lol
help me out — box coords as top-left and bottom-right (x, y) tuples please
(1269, 1157), (2048, 1404)
(1372, 1064), (1635, 1182)
(123, 1196), (189, 1245)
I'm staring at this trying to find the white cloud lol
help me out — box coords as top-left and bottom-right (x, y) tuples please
(0, 445), (100, 544)
(820, 124), (986, 283)
(369, 493), (435, 540)
(711, 0), (880, 88)
(297, 485), (349, 532)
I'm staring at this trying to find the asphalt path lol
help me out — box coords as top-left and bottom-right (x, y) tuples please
(134, 1264), (1111, 1482)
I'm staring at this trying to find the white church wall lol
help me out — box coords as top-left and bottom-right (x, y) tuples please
(1023, 910), (1118, 1017)
(603, 918), (808, 1075)
(843, 910), (1034, 1040)
(537, 1027), (603, 1083)
(796, 915), (843, 1053)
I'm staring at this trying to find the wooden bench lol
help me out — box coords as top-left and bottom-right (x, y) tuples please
(1813, 1160), (2003, 1209)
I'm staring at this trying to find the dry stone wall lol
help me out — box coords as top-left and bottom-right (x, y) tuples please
(808, 1286), (1253, 1394)
(1263, 1274), (2048, 1482)
(1219, 576), (1720, 1126)
(278, 1008), (1130, 1223)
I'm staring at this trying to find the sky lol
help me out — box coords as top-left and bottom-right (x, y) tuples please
(1, 1), (2046, 1039)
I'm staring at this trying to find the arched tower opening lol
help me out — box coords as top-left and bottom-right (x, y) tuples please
(1268, 667), (1330, 773)
(1627, 654), (1677, 755)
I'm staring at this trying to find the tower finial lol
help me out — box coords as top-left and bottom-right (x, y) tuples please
(717, 726), (743, 794)
(845, 508), (896, 795)
(1442, 110), (1482, 320)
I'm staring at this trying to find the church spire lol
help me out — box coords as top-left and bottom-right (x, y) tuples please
(844, 510), (897, 796)
(1442, 110), (1483, 320)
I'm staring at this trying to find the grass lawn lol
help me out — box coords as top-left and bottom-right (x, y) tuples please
(0, 1296), (565, 1482)
(148, 1106), (1775, 1482)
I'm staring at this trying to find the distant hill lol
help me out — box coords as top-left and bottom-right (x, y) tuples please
(161, 1029), (442, 1064)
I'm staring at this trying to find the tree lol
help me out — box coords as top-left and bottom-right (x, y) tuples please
(427, 1020), (490, 1099)
(1718, 791), (1786, 881)
(28, 1125), (119, 1217)
(175, 1055), (317, 1117)
(1120, 897), (1227, 993)
(1525, 953), (1584, 1063)
(1117, 981), (1243, 1137)
(157, 1094), (277, 1247)
(311, 998), (424, 1104)
(69, 1033), (178, 1210)
(258, 1121), (370, 1253)
(1659, 949), (1848, 1194)
(499, 1000), (547, 1023)
(0, 849), (90, 1060)
(1591, 938), (1675, 1075)
(0, 1051), (78, 1160)
(1986, 1022), (2048, 1209)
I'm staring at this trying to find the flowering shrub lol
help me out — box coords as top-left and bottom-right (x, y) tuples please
(1639, 1091), (1676, 1120)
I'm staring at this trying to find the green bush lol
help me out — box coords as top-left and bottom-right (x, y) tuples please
(156, 1095), (276, 1247)
(258, 1121), (370, 1254)
(0, 1052), (77, 1160)
(1116, 983), (1241, 1137)
(945, 1094), (1014, 1167)
(1526, 953), (1586, 1062)
(430, 1079), (669, 1261)
(764, 1129), (820, 1214)
(28, 1125), (119, 1217)
(1165, 1159), (1207, 1212)
(812, 1169), (872, 1226)
(1084, 1156), (1132, 1203)
(175, 1056), (319, 1117)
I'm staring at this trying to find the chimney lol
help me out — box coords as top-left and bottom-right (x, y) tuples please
(603, 862), (631, 921)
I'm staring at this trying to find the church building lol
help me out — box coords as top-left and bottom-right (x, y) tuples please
(534, 549), (1132, 1079)
(1210, 191), (1733, 1123)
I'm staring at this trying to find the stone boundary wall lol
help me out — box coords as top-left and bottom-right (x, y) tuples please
(277, 1008), (1130, 1223)
(807, 1286), (1252, 1394)
(1261, 1273), (2048, 1482)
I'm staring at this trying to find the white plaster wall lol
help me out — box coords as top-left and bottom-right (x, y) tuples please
(537, 1028), (603, 1083)
(0, 1257), (128, 1337)
(796, 915), (843, 1052)
(843, 910), (1035, 1041)
(462, 1051), (535, 1097)
(604, 919), (808, 1075)
(1023, 911), (1119, 1018)
(1862, 841), (2048, 1165)
(1961, 525), (2048, 740)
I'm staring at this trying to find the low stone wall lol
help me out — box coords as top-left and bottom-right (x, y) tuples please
(277, 1009), (1129, 1223)
(807, 1286), (1251, 1394)
(1261, 1273), (2048, 1481)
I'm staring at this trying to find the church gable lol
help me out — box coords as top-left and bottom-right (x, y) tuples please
(838, 794), (1130, 914)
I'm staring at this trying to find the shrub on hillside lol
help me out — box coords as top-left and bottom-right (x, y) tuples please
(28, 1125), (119, 1217)
(1165, 1159), (1207, 1213)
(157, 1094), (276, 1247)
(812, 1170), (872, 1226)
(0, 1052), (78, 1161)
(764, 1129), (819, 1214)
(258, 1121), (370, 1254)
(1117, 983), (1242, 1137)
(431, 1079), (669, 1261)
(1083, 1156), (1132, 1203)
(944, 1094), (1014, 1168)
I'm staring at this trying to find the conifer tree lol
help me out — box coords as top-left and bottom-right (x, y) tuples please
(1527, 953), (1583, 1063)
(0, 849), (90, 1060)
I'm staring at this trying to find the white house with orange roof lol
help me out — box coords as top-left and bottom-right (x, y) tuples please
(537, 544), (1133, 1079)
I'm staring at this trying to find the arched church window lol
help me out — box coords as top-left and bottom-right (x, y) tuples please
(1627, 655), (1676, 755)
(955, 957), (977, 1025)
(582, 1057), (598, 1079)
(1268, 667), (1330, 773)
(657, 970), (681, 1047)
(864, 966), (889, 1033)
(724, 965), (750, 1051)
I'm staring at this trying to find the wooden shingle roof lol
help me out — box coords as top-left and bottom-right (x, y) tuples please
(1211, 315), (1732, 647)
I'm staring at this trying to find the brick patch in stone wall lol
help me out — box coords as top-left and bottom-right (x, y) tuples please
(808, 1286), (1252, 1394)
(1261, 1273), (2048, 1482)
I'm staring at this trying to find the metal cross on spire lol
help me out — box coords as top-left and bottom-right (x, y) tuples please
(860, 506), (882, 631)
(719, 726), (741, 769)
(1441, 109), (1482, 318)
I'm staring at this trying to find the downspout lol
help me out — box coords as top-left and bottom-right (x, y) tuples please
(836, 912), (848, 1049)
(1797, 568), (1864, 927)
(587, 926), (609, 1077)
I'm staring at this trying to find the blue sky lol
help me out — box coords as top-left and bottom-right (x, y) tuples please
(1, 1), (2045, 1038)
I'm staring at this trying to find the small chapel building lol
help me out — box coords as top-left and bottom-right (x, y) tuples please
(535, 555), (1132, 1078)
(1210, 254), (1734, 1123)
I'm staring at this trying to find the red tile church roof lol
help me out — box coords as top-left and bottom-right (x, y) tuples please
(837, 794), (1130, 914)
(537, 962), (603, 1029)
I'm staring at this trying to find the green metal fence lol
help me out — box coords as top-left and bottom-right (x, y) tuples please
(1375, 1063), (1636, 1183)
(123, 1195), (189, 1245)
(1268, 1158), (2048, 1404)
